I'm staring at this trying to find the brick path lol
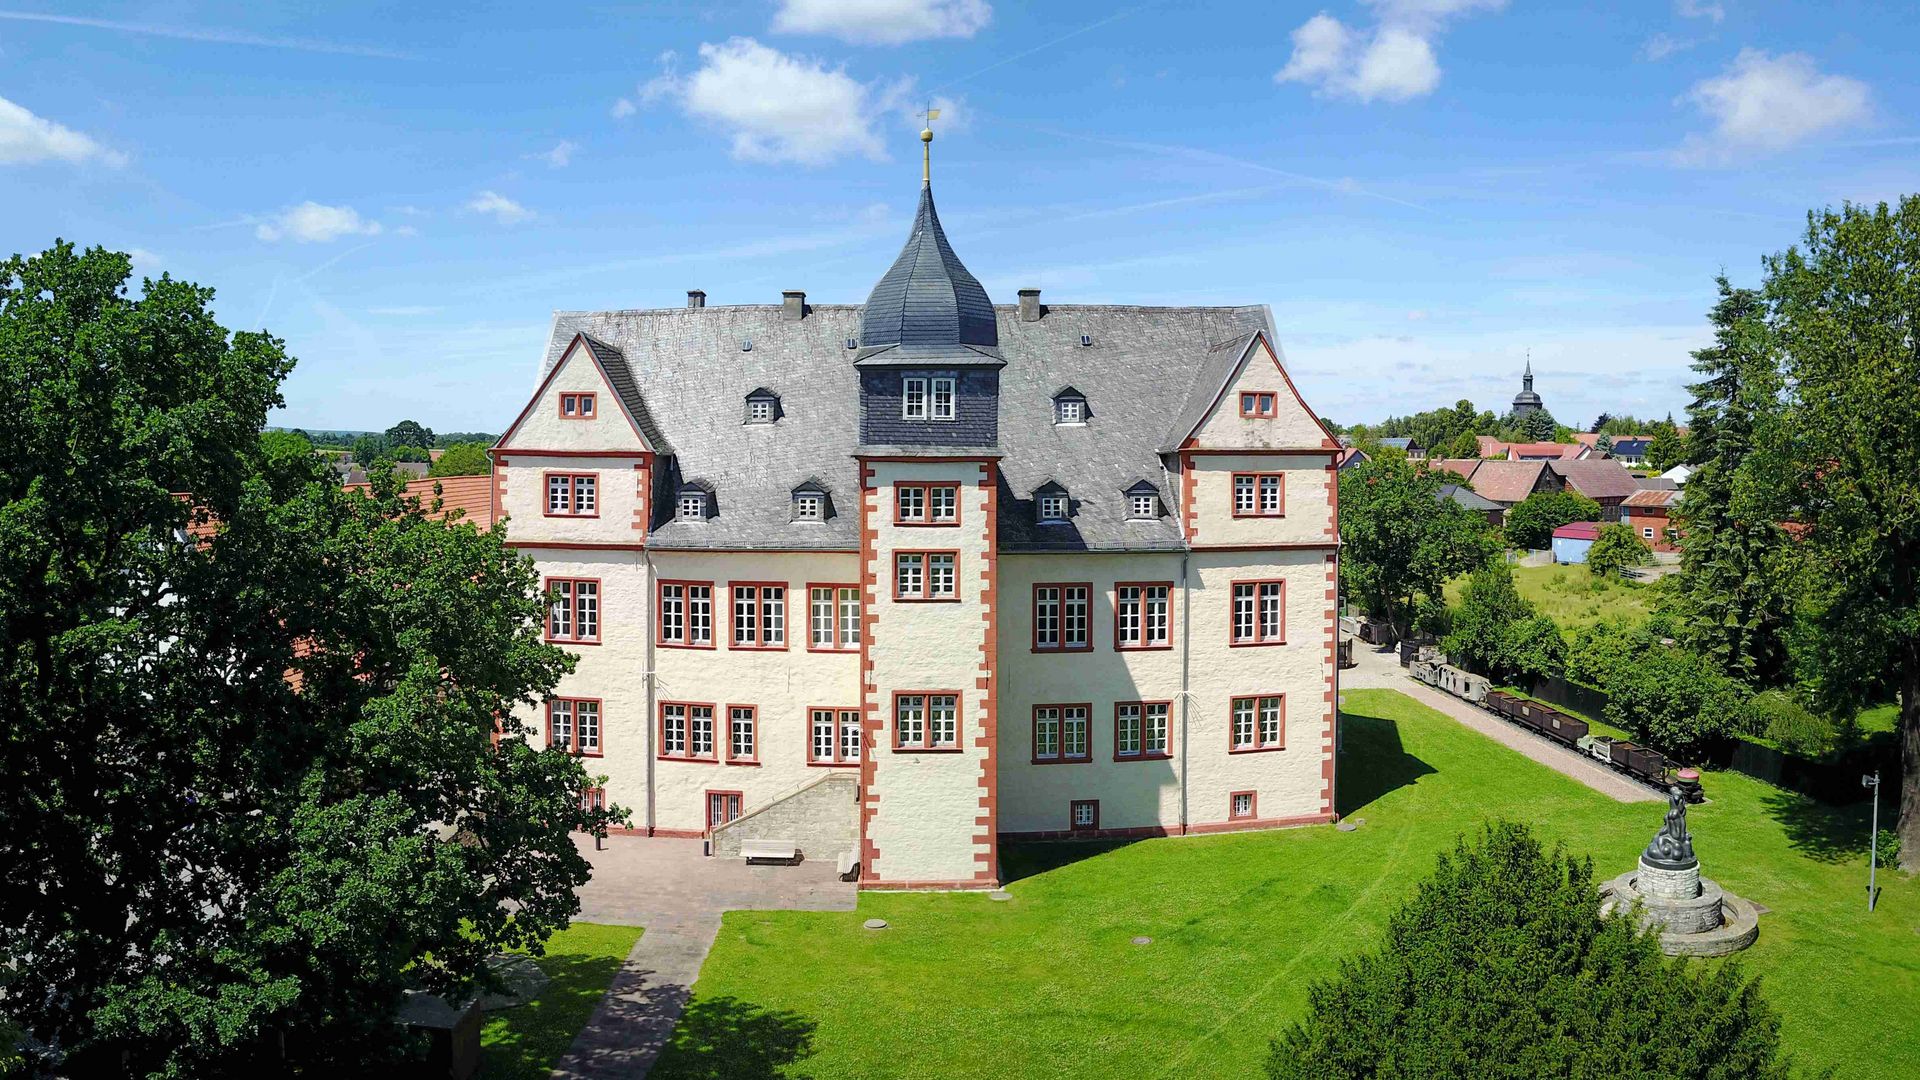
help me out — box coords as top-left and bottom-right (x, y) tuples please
(1342, 641), (1658, 804)
(552, 836), (856, 1079)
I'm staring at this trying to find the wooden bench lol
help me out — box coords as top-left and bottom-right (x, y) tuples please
(741, 838), (800, 865)
(835, 850), (859, 882)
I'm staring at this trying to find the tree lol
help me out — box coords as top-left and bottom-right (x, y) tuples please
(1503, 490), (1602, 550)
(1606, 644), (1746, 759)
(351, 431), (389, 464)
(1338, 455), (1501, 631)
(0, 244), (623, 1075)
(1587, 523), (1651, 578)
(1517, 407), (1556, 442)
(1646, 427), (1688, 472)
(385, 419), (434, 449)
(1442, 563), (1564, 685)
(1760, 197), (1920, 869)
(1595, 432), (1614, 455)
(429, 441), (492, 477)
(1267, 822), (1791, 1080)
(1666, 278), (1794, 687)
(1435, 430), (1481, 459)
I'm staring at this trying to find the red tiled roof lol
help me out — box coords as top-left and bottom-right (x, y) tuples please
(1622, 488), (1680, 509)
(343, 473), (496, 528)
(1553, 521), (1603, 541)
(1509, 441), (1582, 460)
(1461, 460), (1551, 504)
(1548, 458), (1641, 501)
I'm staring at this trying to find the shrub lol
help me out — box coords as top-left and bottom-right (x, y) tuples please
(1604, 645), (1747, 760)
(1587, 522), (1652, 578)
(1443, 563), (1535, 681)
(1562, 618), (1654, 693)
(1742, 690), (1834, 757)
(1266, 822), (1791, 1080)
(1876, 828), (1904, 870)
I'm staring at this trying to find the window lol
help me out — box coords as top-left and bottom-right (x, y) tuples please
(1070, 799), (1099, 832)
(1115, 583), (1171, 650)
(809, 707), (863, 765)
(745, 393), (778, 424)
(1056, 397), (1085, 425)
(657, 581), (714, 648)
(894, 551), (957, 601)
(547, 698), (602, 757)
(661, 702), (717, 761)
(544, 473), (598, 517)
(729, 583), (786, 649)
(1115, 701), (1170, 760)
(1037, 492), (1069, 523)
(1641, 526), (1655, 540)
(546, 578), (600, 644)
(807, 585), (861, 651)
(895, 692), (959, 750)
(895, 482), (959, 525)
(1230, 790), (1258, 821)
(677, 491), (707, 521)
(1230, 580), (1285, 645)
(1129, 492), (1158, 519)
(1231, 473), (1285, 517)
(559, 392), (596, 419)
(707, 790), (743, 828)
(794, 492), (825, 520)
(1032, 584), (1092, 651)
(1032, 704), (1091, 763)
(931, 376), (956, 420)
(1239, 392), (1276, 418)
(902, 376), (928, 419)
(1230, 695), (1285, 752)
(726, 706), (757, 763)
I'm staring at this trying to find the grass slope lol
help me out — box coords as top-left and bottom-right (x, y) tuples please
(479, 923), (643, 1080)
(654, 689), (1916, 1080)
(1447, 562), (1655, 629)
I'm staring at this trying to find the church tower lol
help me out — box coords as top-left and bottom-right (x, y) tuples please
(1510, 360), (1544, 419)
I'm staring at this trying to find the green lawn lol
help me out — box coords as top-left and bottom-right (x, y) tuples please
(1447, 561), (1656, 629)
(652, 689), (1916, 1079)
(479, 922), (642, 1080)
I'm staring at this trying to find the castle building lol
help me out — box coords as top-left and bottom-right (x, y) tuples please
(1510, 360), (1545, 419)
(490, 144), (1341, 890)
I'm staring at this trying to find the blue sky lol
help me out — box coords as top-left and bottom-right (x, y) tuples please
(5, 1), (1916, 433)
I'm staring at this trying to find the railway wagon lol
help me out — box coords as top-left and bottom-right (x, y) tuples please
(1434, 664), (1490, 703)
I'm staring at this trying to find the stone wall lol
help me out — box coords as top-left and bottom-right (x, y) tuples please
(710, 770), (859, 860)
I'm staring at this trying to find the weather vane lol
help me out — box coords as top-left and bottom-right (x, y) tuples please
(921, 103), (940, 184)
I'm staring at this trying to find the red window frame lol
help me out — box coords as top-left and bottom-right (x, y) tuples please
(894, 481), (962, 526)
(1114, 581), (1173, 651)
(706, 789), (743, 830)
(559, 392), (597, 419)
(1070, 799), (1100, 833)
(659, 700), (718, 762)
(1239, 391), (1276, 418)
(1031, 703), (1093, 764)
(1230, 472), (1286, 518)
(724, 704), (759, 765)
(727, 581), (789, 650)
(545, 577), (601, 644)
(1229, 790), (1258, 821)
(1229, 694), (1286, 753)
(807, 706), (864, 766)
(656, 579), (715, 649)
(892, 690), (962, 752)
(805, 583), (862, 652)
(542, 471), (600, 518)
(1031, 582), (1093, 652)
(893, 550), (959, 602)
(1113, 700), (1172, 761)
(1229, 579), (1286, 646)
(546, 696), (604, 758)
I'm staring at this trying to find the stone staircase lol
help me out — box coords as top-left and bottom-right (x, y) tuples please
(708, 770), (859, 862)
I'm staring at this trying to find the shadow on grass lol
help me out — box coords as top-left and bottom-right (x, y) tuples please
(1336, 708), (1438, 818)
(651, 995), (818, 1080)
(998, 838), (1143, 885)
(479, 950), (626, 1080)
(1758, 785), (1874, 864)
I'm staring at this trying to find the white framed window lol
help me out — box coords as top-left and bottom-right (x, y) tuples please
(930, 376), (956, 420)
(1231, 580), (1285, 645)
(546, 473), (597, 516)
(1129, 492), (1158, 519)
(660, 702), (716, 760)
(1033, 584), (1091, 651)
(747, 397), (775, 423)
(1033, 704), (1090, 763)
(1642, 527), (1655, 539)
(729, 584), (785, 648)
(1038, 492), (1069, 523)
(895, 552), (956, 600)
(550, 698), (600, 755)
(1056, 397), (1085, 424)
(894, 693), (958, 750)
(1231, 695), (1284, 752)
(1071, 799), (1098, 830)
(1116, 583), (1170, 649)
(658, 581), (714, 647)
(677, 492), (707, 521)
(794, 492), (825, 520)
(929, 486), (957, 522)
(1230, 791), (1257, 820)
(809, 585), (861, 650)
(1115, 701), (1169, 759)
(902, 376), (928, 419)
(727, 706), (757, 762)
(810, 707), (863, 765)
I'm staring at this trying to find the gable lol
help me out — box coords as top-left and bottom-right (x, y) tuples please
(496, 335), (654, 453)
(1183, 335), (1337, 451)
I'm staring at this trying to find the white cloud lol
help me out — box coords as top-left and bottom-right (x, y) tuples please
(611, 97), (636, 119)
(255, 202), (382, 243)
(1275, 1), (1503, 103)
(0, 95), (125, 166)
(464, 191), (533, 224)
(1676, 49), (1870, 165)
(771, 0), (990, 45)
(639, 37), (907, 166)
(1676, 0), (1724, 23)
(126, 248), (163, 277)
(533, 139), (577, 167)
(1640, 33), (1694, 62)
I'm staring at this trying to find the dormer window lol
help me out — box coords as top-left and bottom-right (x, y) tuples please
(677, 490), (709, 521)
(745, 388), (781, 425)
(1038, 491), (1069, 524)
(791, 481), (831, 522)
(560, 392), (596, 419)
(1130, 492), (1158, 519)
(903, 375), (957, 421)
(1053, 388), (1088, 426)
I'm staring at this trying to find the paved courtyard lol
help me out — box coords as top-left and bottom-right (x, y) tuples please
(553, 836), (856, 1079)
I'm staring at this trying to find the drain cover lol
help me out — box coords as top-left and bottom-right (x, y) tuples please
(863, 918), (888, 930)
(988, 890), (1012, 902)
(1336, 822), (1358, 832)
(1131, 936), (1152, 945)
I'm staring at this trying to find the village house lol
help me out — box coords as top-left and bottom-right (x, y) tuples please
(1620, 488), (1682, 551)
(1546, 458), (1642, 521)
(1427, 458), (1562, 513)
(486, 158), (1340, 890)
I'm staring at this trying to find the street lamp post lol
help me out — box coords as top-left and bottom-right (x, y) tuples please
(1863, 771), (1881, 913)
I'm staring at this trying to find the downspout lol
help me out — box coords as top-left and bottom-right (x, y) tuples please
(1165, 459), (1191, 836)
(642, 540), (659, 837)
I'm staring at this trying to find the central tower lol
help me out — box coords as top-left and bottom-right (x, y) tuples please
(855, 127), (1005, 888)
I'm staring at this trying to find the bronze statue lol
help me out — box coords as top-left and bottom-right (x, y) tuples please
(1642, 785), (1698, 869)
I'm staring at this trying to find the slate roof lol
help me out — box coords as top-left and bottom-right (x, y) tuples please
(1436, 484), (1502, 512)
(540, 302), (1276, 552)
(856, 185), (999, 363)
(578, 333), (671, 453)
(1609, 437), (1653, 458)
(1548, 458), (1640, 501)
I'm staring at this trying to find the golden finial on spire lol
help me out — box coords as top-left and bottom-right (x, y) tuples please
(921, 103), (939, 185)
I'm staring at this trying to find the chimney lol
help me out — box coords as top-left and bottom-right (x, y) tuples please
(782, 290), (806, 320)
(1018, 287), (1042, 322)
(686, 289), (706, 309)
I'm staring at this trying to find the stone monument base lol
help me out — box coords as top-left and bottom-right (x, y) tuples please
(1600, 856), (1759, 957)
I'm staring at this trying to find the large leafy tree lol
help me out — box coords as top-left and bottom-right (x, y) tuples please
(0, 244), (622, 1075)
(1586, 522), (1652, 578)
(1267, 822), (1791, 1080)
(1666, 278), (1794, 686)
(1338, 455), (1500, 631)
(428, 440), (493, 477)
(1502, 489), (1602, 550)
(1760, 198), (1920, 869)
(1442, 563), (1564, 685)
(385, 418), (434, 449)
